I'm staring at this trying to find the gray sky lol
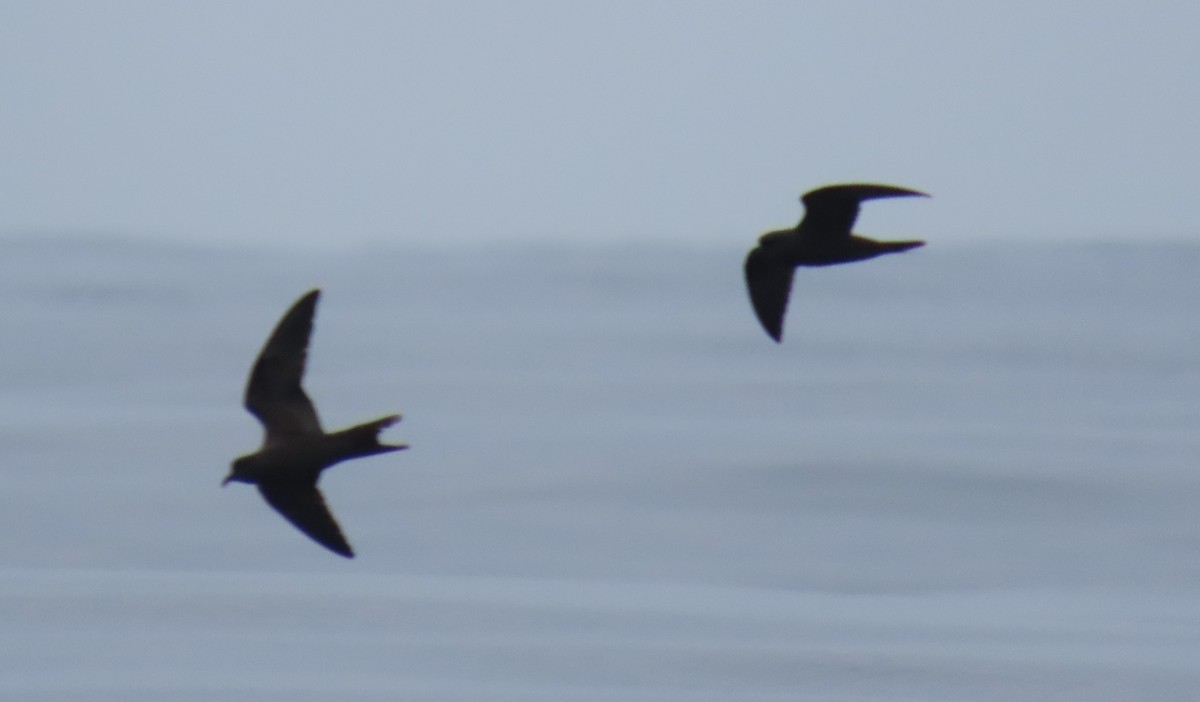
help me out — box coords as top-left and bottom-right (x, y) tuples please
(1, 1), (1197, 250)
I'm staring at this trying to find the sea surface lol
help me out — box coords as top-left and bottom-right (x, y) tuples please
(0, 236), (1197, 700)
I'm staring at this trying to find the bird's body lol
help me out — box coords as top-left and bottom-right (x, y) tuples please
(224, 289), (406, 558)
(744, 183), (928, 342)
(229, 418), (401, 484)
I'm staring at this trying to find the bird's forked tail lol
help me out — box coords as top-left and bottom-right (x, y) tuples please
(331, 414), (408, 460)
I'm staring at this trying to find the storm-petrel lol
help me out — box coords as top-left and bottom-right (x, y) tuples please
(223, 289), (407, 558)
(744, 183), (928, 342)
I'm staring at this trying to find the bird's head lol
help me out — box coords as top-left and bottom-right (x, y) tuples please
(222, 456), (253, 486)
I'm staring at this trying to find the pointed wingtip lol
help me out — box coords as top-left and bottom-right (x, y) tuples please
(744, 245), (791, 337)
(752, 313), (784, 342)
(297, 288), (321, 306)
(292, 289), (322, 319)
(325, 533), (354, 558)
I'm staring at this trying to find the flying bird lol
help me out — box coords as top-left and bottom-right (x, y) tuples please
(743, 183), (928, 342)
(223, 289), (407, 558)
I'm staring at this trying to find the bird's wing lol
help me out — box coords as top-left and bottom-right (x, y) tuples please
(258, 481), (354, 558)
(744, 244), (796, 342)
(799, 184), (928, 242)
(244, 289), (323, 442)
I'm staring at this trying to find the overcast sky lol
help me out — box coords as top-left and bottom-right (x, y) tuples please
(1, 1), (1196, 250)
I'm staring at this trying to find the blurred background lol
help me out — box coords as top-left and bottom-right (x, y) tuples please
(2, 0), (1198, 250)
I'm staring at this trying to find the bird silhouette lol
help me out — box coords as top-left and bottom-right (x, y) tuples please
(223, 289), (407, 558)
(744, 183), (928, 342)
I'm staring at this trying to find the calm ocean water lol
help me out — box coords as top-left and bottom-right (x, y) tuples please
(0, 236), (1197, 700)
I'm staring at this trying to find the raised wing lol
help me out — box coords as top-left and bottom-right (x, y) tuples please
(258, 481), (354, 558)
(244, 289), (323, 442)
(744, 244), (796, 343)
(799, 184), (928, 241)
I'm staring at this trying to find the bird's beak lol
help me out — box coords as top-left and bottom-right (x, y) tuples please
(221, 474), (233, 487)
